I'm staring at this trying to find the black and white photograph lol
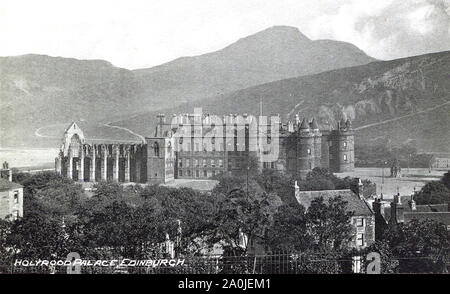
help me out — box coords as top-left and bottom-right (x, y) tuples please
(0, 0), (449, 283)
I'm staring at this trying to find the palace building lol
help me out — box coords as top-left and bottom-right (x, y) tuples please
(56, 112), (354, 184)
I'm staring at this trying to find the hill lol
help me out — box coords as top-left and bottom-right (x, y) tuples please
(133, 25), (375, 108)
(0, 26), (375, 147)
(115, 51), (450, 153)
(0, 54), (144, 147)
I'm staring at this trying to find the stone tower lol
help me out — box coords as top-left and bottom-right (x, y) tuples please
(328, 118), (355, 172)
(297, 118), (315, 178)
(310, 118), (322, 168)
(146, 114), (175, 184)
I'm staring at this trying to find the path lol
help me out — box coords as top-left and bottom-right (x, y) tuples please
(354, 100), (450, 131)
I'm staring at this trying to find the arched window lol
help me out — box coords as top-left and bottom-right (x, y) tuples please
(154, 142), (160, 157)
(70, 134), (81, 156)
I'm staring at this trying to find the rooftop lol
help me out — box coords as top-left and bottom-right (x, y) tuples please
(0, 179), (22, 191)
(295, 189), (373, 216)
(404, 212), (450, 226)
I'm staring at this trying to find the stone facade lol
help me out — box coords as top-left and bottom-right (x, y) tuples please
(57, 113), (355, 184)
(294, 186), (375, 249)
(0, 178), (23, 221)
(56, 122), (147, 183)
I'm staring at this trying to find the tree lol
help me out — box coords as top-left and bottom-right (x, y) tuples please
(254, 169), (295, 204)
(5, 207), (69, 262)
(414, 181), (449, 205)
(305, 196), (354, 251)
(384, 219), (449, 273)
(362, 241), (399, 273)
(440, 171), (450, 190)
(202, 188), (276, 254)
(266, 203), (310, 251)
(34, 177), (86, 222)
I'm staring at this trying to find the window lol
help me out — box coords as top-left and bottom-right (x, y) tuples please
(186, 159), (190, 167)
(13, 191), (19, 204)
(187, 170), (191, 177)
(219, 159), (223, 167)
(343, 141), (347, 148)
(179, 160), (183, 168)
(344, 154), (348, 162)
(212, 170), (216, 177)
(211, 159), (215, 167)
(356, 233), (364, 246)
(356, 218), (364, 227)
(307, 148), (311, 155)
(178, 170), (183, 177)
(194, 159), (199, 167)
(271, 162), (275, 169)
(153, 142), (160, 157)
(196, 170), (199, 178)
(203, 159), (207, 167)
(203, 170), (207, 177)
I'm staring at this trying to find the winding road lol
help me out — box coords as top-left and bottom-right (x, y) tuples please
(354, 100), (450, 131)
(34, 122), (145, 142)
(101, 121), (146, 142)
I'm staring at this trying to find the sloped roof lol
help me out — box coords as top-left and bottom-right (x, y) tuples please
(310, 118), (319, 130)
(299, 118), (310, 130)
(0, 179), (22, 191)
(65, 121), (144, 144)
(295, 189), (373, 216)
(415, 204), (449, 212)
(404, 212), (450, 226)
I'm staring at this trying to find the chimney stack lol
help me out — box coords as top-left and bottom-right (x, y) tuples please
(294, 180), (300, 204)
(1, 161), (12, 181)
(410, 194), (417, 211)
(351, 178), (364, 199)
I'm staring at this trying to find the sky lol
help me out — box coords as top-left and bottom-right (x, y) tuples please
(0, 0), (449, 69)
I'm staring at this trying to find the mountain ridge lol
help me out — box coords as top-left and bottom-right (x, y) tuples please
(114, 50), (450, 153)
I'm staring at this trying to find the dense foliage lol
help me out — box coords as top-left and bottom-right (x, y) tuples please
(414, 171), (450, 205)
(1, 169), (448, 273)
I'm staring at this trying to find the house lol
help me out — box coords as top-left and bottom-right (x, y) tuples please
(0, 164), (23, 221)
(382, 193), (450, 230)
(294, 181), (375, 249)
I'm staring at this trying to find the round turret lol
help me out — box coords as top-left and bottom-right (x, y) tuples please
(297, 118), (315, 178)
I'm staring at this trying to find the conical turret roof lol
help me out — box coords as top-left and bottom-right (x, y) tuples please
(299, 118), (310, 130)
(310, 118), (319, 130)
(345, 119), (352, 129)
